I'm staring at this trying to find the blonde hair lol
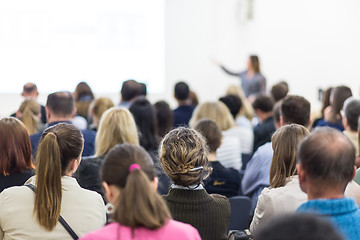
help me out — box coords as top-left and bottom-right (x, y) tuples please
(159, 127), (212, 186)
(90, 97), (114, 126)
(18, 99), (41, 134)
(95, 107), (139, 156)
(270, 124), (309, 188)
(189, 101), (235, 131)
(226, 84), (254, 120)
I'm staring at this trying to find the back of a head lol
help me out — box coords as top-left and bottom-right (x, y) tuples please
(22, 82), (38, 98)
(321, 87), (333, 116)
(35, 123), (83, 231)
(18, 99), (41, 134)
(253, 214), (343, 240)
(252, 95), (274, 113)
(154, 101), (174, 137)
(159, 127), (211, 186)
(96, 107), (139, 156)
(129, 97), (158, 151)
(298, 127), (355, 187)
(281, 95), (311, 127)
(226, 84), (254, 120)
(101, 143), (171, 229)
(174, 82), (190, 101)
(73, 81), (94, 102)
(91, 97), (114, 123)
(343, 98), (360, 132)
(219, 94), (243, 119)
(189, 101), (235, 131)
(0, 117), (34, 175)
(270, 124), (309, 188)
(331, 85), (353, 116)
(138, 82), (147, 96)
(270, 81), (289, 102)
(193, 119), (222, 153)
(121, 79), (139, 102)
(46, 91), (75, 118)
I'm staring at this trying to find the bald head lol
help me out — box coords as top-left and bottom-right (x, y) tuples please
(298, 127), (355, 186)
(46, 91), (75, 119)
(21, 82), (39, 99)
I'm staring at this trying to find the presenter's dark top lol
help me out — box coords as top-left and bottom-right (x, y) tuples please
(30, 121), (96, 157)
(0, 169), (35, 193)
(173, 105), (196, 128)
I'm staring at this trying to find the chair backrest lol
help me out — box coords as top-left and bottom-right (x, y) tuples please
(228, 196), (252, 231)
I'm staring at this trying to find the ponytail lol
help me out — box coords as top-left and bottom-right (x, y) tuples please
(34, 132), (62, 231)
(114, 167), (171, 229)
(21, 107), (38, 135)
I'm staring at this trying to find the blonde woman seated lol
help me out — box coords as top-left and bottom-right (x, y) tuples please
(160, 127), (230, 240)
(88, 97), (114, 131)
(190, 101), (254, 170)
(75, 107), (139, 197)
(16, 99), (45, 134)
(250, 124), (309, 234)
(80, 143), (201, 240)
(0, 123), (106, 240)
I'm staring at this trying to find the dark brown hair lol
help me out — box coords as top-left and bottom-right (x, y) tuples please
(101, 143), (171, 229)
(73, 81), (94, 102)
(329, 85), (352, 124)
(0, 117), (34, 175)
(34, 123), (83, 231)
(159, 127), (212, 186)
(46, 91), (75, 117)
(281, 95), (311, 127)
(154, 101), (174, 137)
(298, 127), (355, 186)
(193, 119), (222, 153)
(271, 82), (289, 102)
(250, 55), (260, 73)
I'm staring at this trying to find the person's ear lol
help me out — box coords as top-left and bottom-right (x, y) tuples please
(16, 110), (21, 118)
(103, 182), (112, 202)
(72, 106), (77, 118)
(280, 116), (285, 127)
(352, 165), (357, 180)
(152, 177), (159, 191)
(297, 164), (307, 194)
(45, 107), (51, 121)
(342, 117), (348, 129)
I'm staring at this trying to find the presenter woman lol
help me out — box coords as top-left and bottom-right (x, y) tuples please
(216, 55), (266, 101)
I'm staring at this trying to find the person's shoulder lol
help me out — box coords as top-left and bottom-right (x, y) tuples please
(209, 193), (230, 204)
(164, 220), (201, 238)
(81, 129), (96, 138)
(80, 223), (119, 240)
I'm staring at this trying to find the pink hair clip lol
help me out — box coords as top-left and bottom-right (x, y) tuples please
(129, 163), (141, 172)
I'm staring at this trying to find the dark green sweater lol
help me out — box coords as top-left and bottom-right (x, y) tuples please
(164, 188), (230, 240)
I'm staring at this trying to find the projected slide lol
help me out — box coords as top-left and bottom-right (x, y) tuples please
(0, 0), (165, 93)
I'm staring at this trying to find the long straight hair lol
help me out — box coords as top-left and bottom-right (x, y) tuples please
(34, 123), (83, 231)
(270, 124), (309, 188)
(19, 99), (41, 134)
(101, 143), (171, 229)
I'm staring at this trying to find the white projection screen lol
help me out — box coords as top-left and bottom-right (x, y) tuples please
(0, 0), (165, 94)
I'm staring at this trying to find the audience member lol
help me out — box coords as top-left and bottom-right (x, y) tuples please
(154, 100), (174, 137)
(11, 82), (46, 124)
(16, 99), (45, 134)
(0, 117), (35, 192)
(250, 124), (309, 233)
(296, 127), (360, 240)
(173, 82), (196, 127)
(88, 97), (114, 131)
(253, 214), (343, 240)
(73, 81), (95, 120)
(119, 79), (140, 108)
(270, 81), (289, 102)
(138, 82), (147, 96)
(75, 107), (139, 198)
(30, 91), (96, 157)
(194, 119), (240, 198)
(0, 123), (106, 239)
(130, 97), (170, 194)
(219, 94), (252, 130)
(242, 95), (310, 211)
(311, 87), (333, 129)
(252, 95), (275, 152)
(80, 144), (201, 240)
(189, 90), (199, 106)
(226, 84), (254, 122)
(342, 97), (360, 157)
(160, 127), (230, 240)
(190, 101), (254, 170)
(315, 85), (352, 131)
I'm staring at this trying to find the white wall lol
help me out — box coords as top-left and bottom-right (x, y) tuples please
(1, 0), (360, 117)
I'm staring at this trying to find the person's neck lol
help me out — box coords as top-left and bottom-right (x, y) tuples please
(48, 117), (72, 124)
(259, 112), (272, 123)
(177, 99), (191, 106)
(207, 153), (217, 162)
(307, 185), (345, 200)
